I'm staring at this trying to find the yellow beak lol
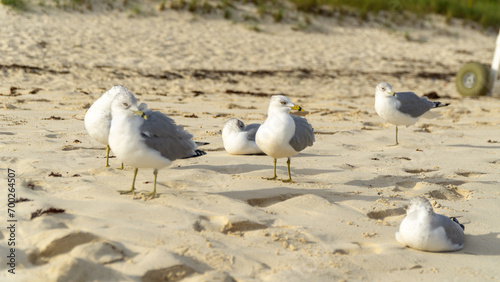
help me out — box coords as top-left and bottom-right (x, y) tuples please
(134, 110), (147, 120)
(388, 91), (395, 96)
(291, 105), (303, 111)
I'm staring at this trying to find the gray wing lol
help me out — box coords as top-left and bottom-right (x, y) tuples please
(433, 214), (465, 246)
(243, 123), (260, 142)
(289, 115), (315, 152)
(140, 110), (198, 161)
(395, 92), (436, 118)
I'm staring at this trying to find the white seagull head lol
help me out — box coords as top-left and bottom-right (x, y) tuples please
(375, 82), (394, 97)
(268, 95), (303, 114)
(111, 90), (146, 120)
(223, 118), (245, 133)
(407, 197), (435, 215)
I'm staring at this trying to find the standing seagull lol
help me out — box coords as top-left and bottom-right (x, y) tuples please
(108, 90), (205, 199)
(396, 197), (465, 252)
(222, 118), (263, 155)
(84, 85), (134, 168)
(374, 82), (450, 145)
(256, 95), (315, 182)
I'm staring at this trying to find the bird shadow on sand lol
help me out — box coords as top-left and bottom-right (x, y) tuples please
(344, 174), (467, 189)
(214, 187), (380, 207)
(174, 163), (337, 176)
(297, 152), (339, 158)
(173, 163), (271, 174)
(447, 144), (500, 149)
(292, 168), (342, 176)
(461, 232), (500, 256)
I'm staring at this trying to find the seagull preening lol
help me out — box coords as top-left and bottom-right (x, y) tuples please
(375, 82), (450, 145)
(255, 95), (315, 182)
(222, 118), (263, 155)
(108, 88), (205, 199)
(396, 197), (465, 252)
(84, 85), (134, 168)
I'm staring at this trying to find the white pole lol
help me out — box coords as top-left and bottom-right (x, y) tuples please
(489, 29), (500, 95)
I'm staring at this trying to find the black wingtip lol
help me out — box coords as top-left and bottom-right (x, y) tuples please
(194, 149), (207, 156)
(183, 149), (206, 159)
(435, 102), (451, 108)
(195, 142), (210, 146)
(450, 217), (465, 231)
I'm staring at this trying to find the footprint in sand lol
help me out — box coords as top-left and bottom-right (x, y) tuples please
(366, 207), (406, 220)
(47, 257), (127, 281)
(332, 242), (381, 256)
(193, 216), (267, 235)
(61, 145), (84, 151)
(27, 231), (125, 266)
(0, 157), (17, 164)
(70, 241), (126, 265)
(456, 171), (486, 178)
(395, 180), (418, 188)
(427, 184), (471, 200)
(142, 265), (198, 282)
(404, 168), (438, 174)
(246, 193), (303, 208)
(402, 180), (466, 190)
(396, 181), (470, 201)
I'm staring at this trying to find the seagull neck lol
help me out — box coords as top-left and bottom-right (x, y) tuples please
(222, 125), (237, 139)
(113, 111), (143, 132)
(268, 107), (290, 116)
(410, 207), (434, 218)
(375, 91), (394, 98)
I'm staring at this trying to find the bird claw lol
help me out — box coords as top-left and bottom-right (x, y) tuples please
(142, 192), (158, 199)
(118, 189), (135, 195)
(263, 176), (278, 181)
(281, 179), (294, 183)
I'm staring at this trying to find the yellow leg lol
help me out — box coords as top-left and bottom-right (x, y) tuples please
(105, 145), (110, 167)
(119, 162), (124, 170)
(143, 169), (159, 199)
(264, 158), (278, 180)
(389, 126), (399, 146)
(282, 158), (293, 183)
(395, 126), (399, 145)
(118, 168), (137, 195)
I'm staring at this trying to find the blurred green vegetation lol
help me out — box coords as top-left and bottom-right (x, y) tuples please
(2, 0), (499, 29)
(289, 0), (500, 28)
(1, 0), (27, 10)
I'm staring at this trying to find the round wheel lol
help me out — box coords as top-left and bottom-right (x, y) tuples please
(455, 62), (491, 97)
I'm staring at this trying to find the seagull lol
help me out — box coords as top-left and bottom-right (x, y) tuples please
(84, 85), (134, 168)
(222, 118), (263, 155)
(396, 197), (465, 252)
(374, 82), (450, 145)
(108, 90), (205, 199)
(255, 95), (315, 182)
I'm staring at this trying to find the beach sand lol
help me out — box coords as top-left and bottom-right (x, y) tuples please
(1, 3), (500, 281)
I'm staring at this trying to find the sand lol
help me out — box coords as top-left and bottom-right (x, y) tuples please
(1, 3), (500, 281)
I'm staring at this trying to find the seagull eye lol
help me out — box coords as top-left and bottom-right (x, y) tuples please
(123, 103), (129, 107)
(281, 101), (286, 105)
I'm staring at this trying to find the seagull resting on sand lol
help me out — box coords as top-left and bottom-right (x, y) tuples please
(396, 197), (465, 252)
